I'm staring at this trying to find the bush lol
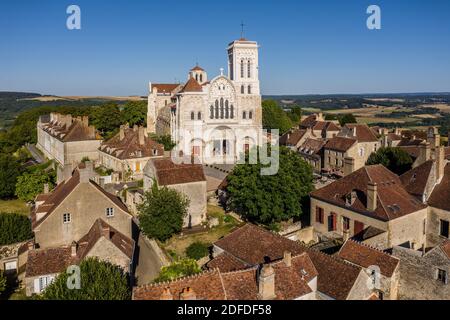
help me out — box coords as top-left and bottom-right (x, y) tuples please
(185, 242), (210, 260)
(154, 258), (201, 283)
(0, 213), (33, 245)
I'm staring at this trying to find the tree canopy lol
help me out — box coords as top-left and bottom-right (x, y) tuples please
(287, 106), (302, 124)
(0, 153), (21, 200)
(138, 180), (189, 241)
(90, 103), (122, 139)
(0, 212), (33, 246)
(41, 258), (131, 300)
(0, 271), (6, 295)
(262, 100), (293, 135)
(226, 146), (314, 225)
(185, 242), (210, 260)
(366, 147), (413, 175)
(122, 101), (147, 127)
(338, 114), (357, 126)
(15, 170), (55, 202)
(154, 258), (201, 283)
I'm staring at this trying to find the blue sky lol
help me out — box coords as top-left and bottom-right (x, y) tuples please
(1, 0), (449, 96)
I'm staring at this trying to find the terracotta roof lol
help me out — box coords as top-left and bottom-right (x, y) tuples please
(397, 138), (425, 147)
(206, 252), (249, 272)
(152, 83), (181, 94)
(311, 165), (427, 221)
(220, 268), (258, 300)
(387, 133), (402, 141)
(279, 129), (307, 147)
(26, 219), (134, 278)
(190, 65), (204, 71)
(324, 136), (357, 152)
(439, 240), (450, 259)
(41, 116), (101, 142)
(99, 126), (164, 160)
(428, 163), (450, 211)
(400, 160), (434, 197)
(398, 146), (420, 159)
(338, 240), (399, 277)
(179, 77), (203, 93)
(150, 158), (206, 186)
(300, 115), (320, 128)
(299, 138), (326, 155)
(313, 121), (340, 132)
(340, 124), (378, 143)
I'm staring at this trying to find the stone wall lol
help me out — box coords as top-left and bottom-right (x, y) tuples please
(428, 206), (450, 248)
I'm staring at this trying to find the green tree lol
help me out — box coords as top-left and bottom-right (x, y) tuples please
(366, 147), (413, 175)
(0, 153), (21, 200)
(154, 258), (201, 283)
(338, 113), (357, 126)
(185, 242), (210, 260)
(287, 106), (302, 124)
(122, 101), (147, 127)
(150, 134), (176, 151)
(90, 103), (122, 138)
(15, 170), (55, 202)
(0, 270), (6, 295)
(138, 180), (189, 241)
(226, 146), (314, 225)
(0, 213), (33, 246)
(262, 100), (293, 135)
(41, 258), (131, 300)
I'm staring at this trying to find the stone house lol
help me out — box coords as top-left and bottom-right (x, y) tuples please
(298, 138), (326, 173)
(206, 224), (375, 300)
(98, 125), (164, 180)
(299, 113), (341, 139)
(392, 240), (449, 300)
(279, 128), (308, 151)
(143, 157), (207, 228)
(32, 162), (133, 249)
(310, 165), (428, 250)
(323, 136), (358, 176)
(25, 218), (134, 296)
(337, 240), (400, 300)
(36, 113), (102, 167)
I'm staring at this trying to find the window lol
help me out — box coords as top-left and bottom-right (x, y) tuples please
(200, 74), (203, 82)
(358, 147), (365, 157)
(241, 85), (245, 94)
(440, 220), (449, 238)
(249, 111), (253, 119)
(190, 112), (195, 120)
(106, 208), (114, 218)
(63, 213), (71, 224)
(247, 59), (251, 78)
(215, 101), (219, 119)
(210, 105), (214, 119)
(243, 111), (247, 119)
(241, 59), (244, 78)
(437, 269), (448, 284)
(315, 207), (324, 224)
(248, 85), (252, 94)
(35, 275), (55, 294)
(197, 112), (202, 120)
(343, 217), (351, 231)
(230, 105), (234, 119)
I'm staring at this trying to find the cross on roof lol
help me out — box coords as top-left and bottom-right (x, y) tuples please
(240, 21), (246, 39)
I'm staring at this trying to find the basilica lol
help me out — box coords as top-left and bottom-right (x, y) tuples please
(146, 38), (263, 164)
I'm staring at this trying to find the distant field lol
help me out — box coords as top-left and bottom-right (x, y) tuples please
(19, 95), (146, 102)
(420, 104), (450, 113)
(356, 117), (417, 125)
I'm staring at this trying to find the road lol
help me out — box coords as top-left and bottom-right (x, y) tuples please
(25, 144), (45, 164)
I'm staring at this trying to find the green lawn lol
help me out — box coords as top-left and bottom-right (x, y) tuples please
(0, 199), (29, 215)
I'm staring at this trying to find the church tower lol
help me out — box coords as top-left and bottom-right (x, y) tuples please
(227, 38), (260, 96)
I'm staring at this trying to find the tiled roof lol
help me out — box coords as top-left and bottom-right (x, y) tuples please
(387, 133), (402, 141)
(300, 115), (320, 128)
(439, 240), (450, 259)
(152, 83), (181, 94)
(190, 65), (204, 71)
(428, 163), (450, 211)
(99, 127), (164, 160)
(41, 116), (101, 142)
(313, 121), (340, 132)
(398, 146), (420, 159)
(279, 129), (307, 147)
(397, 138), (424, 147)
(311, 165), (427, 221)
(400, 160), (434, 197)
(219, 268), (258, 300)
(207, 252), (249, 272)
(324, 136), (357, 152)
(298, 138), (326, 155)
(338, 240), (399, 277)
(179, 77), (203, 93)
(150, 158), (206, 186)
(340, 124), (378, 143)
(26, 219), (134, 277)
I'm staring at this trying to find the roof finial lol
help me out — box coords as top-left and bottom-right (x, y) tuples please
(240, 21), (245, 39)
(220, 67), (224, 76)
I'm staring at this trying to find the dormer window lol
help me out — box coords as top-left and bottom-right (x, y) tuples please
(152, 149), (158, 156)
(345, 191), (357, 206)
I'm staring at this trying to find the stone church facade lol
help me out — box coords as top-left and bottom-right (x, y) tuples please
(147, 38), (263, 164)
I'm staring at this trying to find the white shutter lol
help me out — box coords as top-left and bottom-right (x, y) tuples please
(34, 278), (41, 294)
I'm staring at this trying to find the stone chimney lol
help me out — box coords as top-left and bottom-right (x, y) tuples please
(258, 265), (276, 300)
(180, 287), (197, 300)
(283, 251), (292, 267)
(119, 125), (126, 141)
(382, 134), (388, 148)
(160, 288), (173, 300)
(82, 116), (89, 127)
(317, 112), (324, 122)
(343, 157), (355, 176)
(138, 127), (146, 146)
(43, 183), (49, 194)
(102, 226), (110, 240)
(415, 142), (431, 168)
(71, 241), (78, 257)
(435, 146), (445, 182)
(367, 182), (378, 212)
(79, 161), (94, 183)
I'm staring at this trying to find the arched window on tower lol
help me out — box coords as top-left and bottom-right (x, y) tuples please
(220, 98), (224, 119)
(225, 100), (229, 119)
(200, 74), (203, 82)
(195, 74), (198, 81)
(191, 112), (195, 120)
(248, 85), (252, 94)
(210, 105), (214, 119)
(198, 112), (202, 120)
(243, 111), (247, 119)
(248, 59), (251, 78)
(241, 59), (244, 78)
(249, 111), (253, 119)
(215, 100), (219, 119)
(230, 105), (234, 119)
(241, 85), (245, 94)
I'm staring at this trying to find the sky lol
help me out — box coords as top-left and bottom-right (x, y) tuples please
(1, 0), (450, 96)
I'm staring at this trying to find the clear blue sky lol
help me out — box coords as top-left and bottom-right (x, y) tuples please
(1, 0), (449, 96)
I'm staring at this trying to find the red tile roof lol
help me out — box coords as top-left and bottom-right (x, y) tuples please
(398, 146), (420, 159)
(428, 163), (450, 211)
(150, 158), (206, 186)
(338, 240), (399, 277)
(179, 77), (203, 93)
(279, 129), (307, 147)
(340, 124), (378, 143)
(324, 136), (357, 152)
(206, 252), (249, 272)
(400, 160), (434, 198)
(190, 65), (204, 71)
(311, 165), (427, 221)
(439, 240), (450, 259)
(152, 83), (181, 94)
(299, 138), (326, 155)
(41, 116), (101, 142)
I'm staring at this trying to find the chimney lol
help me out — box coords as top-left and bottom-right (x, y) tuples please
(383, 134), (388, 148)
(435, 146), (445, 182)
(258, 265), (276, 300)
(102, 226), (110, 240)
(79, 161), (94, 183)
(160, 288), (173, 300)
(57, 164), (73, 184)
(283, 251), (292, 267)
(343, 157), (355, 176)
(138, 127), (145, 146)
(415, 142), (431, 168)
(82, 116), (89, 127)
(180, 287), (197, 300)
(27, 241), (35, 251)
(43, 183), (49, 194)
(367, 182), (378, 212)
(119, 125), (126, 141)
(71, 241), (78, 257)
